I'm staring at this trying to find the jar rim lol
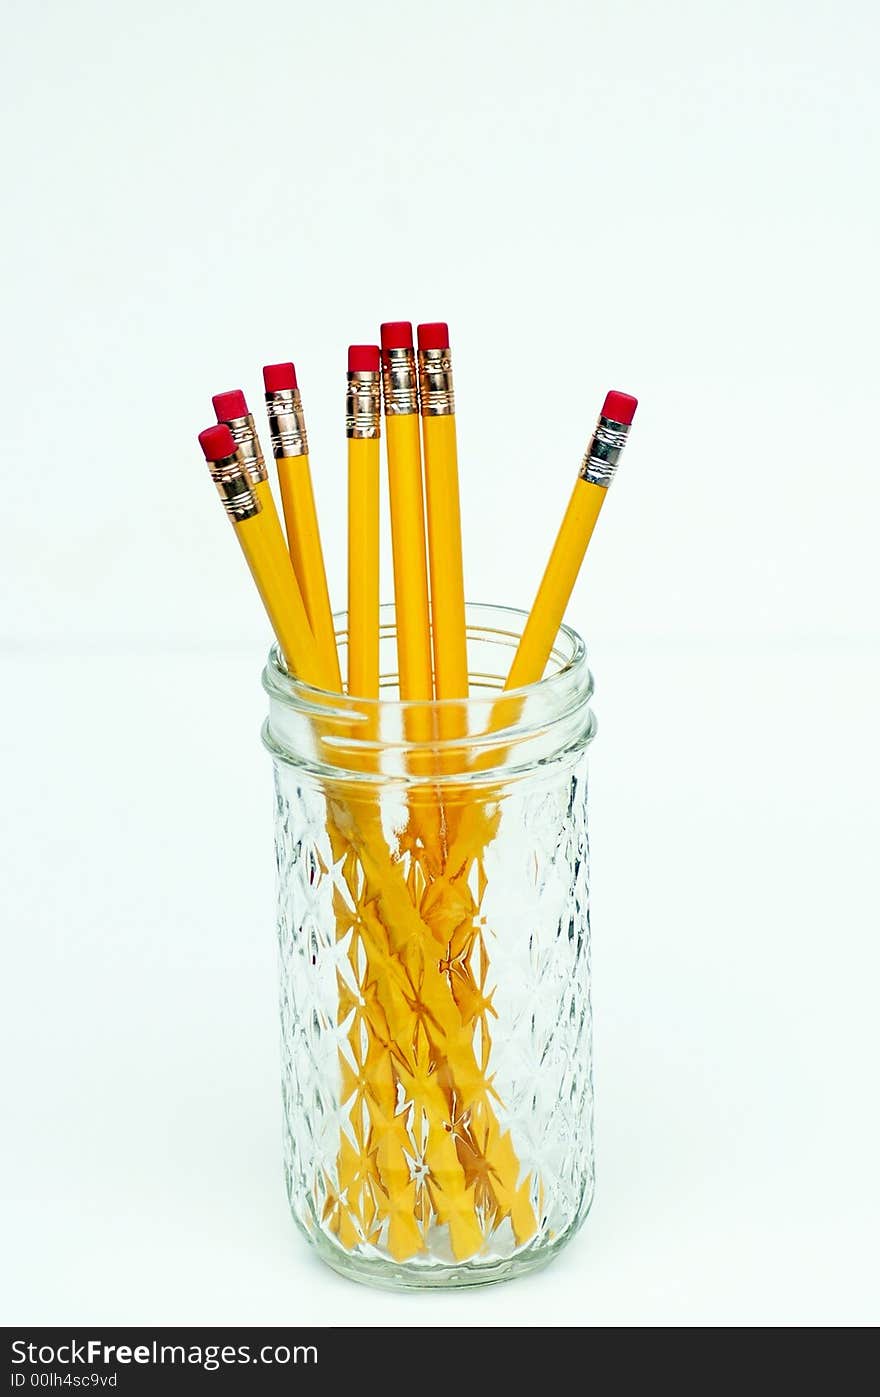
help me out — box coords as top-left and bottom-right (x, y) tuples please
(262, 601), (589, 715)
(262, 602), (595, 783)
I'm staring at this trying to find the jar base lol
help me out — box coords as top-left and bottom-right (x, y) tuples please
(298, 1199), (593, 1292)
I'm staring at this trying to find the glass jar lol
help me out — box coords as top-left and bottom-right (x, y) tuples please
(262, 602), (597, 1289)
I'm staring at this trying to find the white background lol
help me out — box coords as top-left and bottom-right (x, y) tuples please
(2, 0), (879, 1326)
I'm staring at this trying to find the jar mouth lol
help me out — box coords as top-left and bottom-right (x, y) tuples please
(264, 601), (588, 705)
(262, 602), (595, 783)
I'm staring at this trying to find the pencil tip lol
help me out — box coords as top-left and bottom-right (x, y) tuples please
(212, 389), (248, 421)
(417, 322), (449, 351)
(601, 391), (638, 426)
(348, 345), (380, 373)
(263, 363), (297, 393)
(198, 424), (236, 461)
(380, 321), (414, 351)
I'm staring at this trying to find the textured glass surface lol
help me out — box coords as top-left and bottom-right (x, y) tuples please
(265, 604), (596, 1289)
(274, 753), (594, 1289)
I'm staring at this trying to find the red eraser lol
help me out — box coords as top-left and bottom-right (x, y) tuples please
(348, 344), (380, 373)
(601, 391), (638, 426)
(263, 362), (297, 393)
(198, 424), (237, 461)
(380, 321), (414, 351)
(212, 389), (248, 421)
(417, 322), (450, 351)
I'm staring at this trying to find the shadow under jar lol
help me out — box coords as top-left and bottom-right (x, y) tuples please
(262, 602), (597, 1289)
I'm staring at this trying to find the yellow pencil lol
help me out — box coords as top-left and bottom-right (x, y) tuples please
(506, 390), (638, 690)
(380, 321), (433, 702)
(417, 322), (469, 700)
(198, 424), (324, 685)
(212, 388), (290, 574)
(345, 345), (381, 698)
(262, 363), (342, 693)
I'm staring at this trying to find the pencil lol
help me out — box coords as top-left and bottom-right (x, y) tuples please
(506, 390), (638, 690)
(263, 363), (343, 693)
(417, 322), (469, 701)
(345, 345), (381, 698)
(197, 424), (324, 684)
(212, 388), (289, 573)
(380, 321), (433, 702)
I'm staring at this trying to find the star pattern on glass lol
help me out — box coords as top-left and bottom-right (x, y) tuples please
(275, 755), (592, 1269)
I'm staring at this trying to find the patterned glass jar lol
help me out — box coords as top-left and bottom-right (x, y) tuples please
(262, 603), (596, 1289)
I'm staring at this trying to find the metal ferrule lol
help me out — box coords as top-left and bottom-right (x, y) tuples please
(381, 347), (418, 415)
(207, 450), (262, 522)
(223, 413), (267, 485)
(345, 371), (381, 440)
(579, 415), (631, 489)
(265, 388), (309, 458)
(417, 346), (455, 416)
